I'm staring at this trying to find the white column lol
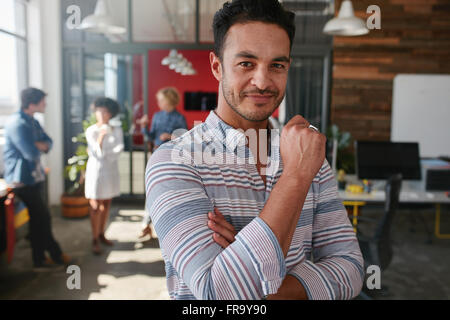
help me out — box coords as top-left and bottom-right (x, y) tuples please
(28, 0), (64, 206)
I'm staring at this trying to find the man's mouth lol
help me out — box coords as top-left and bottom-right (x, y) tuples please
(245, 94), (274, 104)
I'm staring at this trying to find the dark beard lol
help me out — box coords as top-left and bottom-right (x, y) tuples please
(221, 78), (282, 122)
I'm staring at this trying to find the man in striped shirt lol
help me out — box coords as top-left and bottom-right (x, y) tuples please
(145, 0), (364, 300)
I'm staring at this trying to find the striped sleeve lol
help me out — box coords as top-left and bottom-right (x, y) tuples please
(145, 144), (286, 299)
(288, 160), (365, 300)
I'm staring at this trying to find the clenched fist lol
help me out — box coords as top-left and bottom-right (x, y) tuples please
(280, 115), (326, 183)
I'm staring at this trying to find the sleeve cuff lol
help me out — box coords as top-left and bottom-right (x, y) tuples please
(288, 259), (335, 300)
(235, 217), (286, 296)
(94, 143), (104, 158)
(142, 210), (151, 227)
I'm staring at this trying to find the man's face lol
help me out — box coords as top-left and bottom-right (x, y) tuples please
(30, 97), (46, 114)
(211, 22), (291, 122)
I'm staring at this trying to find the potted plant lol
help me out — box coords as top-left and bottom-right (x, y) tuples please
(60, 114), (97, 218)
(60, 105), (129, 218)
(326, 124), (355, 175)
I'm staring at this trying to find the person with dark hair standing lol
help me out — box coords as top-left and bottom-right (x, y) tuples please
(3, 87), (73, 271)
(85, 97), (124, 255)
(145, 0), (363, 300)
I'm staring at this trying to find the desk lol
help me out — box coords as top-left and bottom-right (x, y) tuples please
(0, 179), (7, 198)
(0, 179), (30, 263)
(339, 176), (450, 239)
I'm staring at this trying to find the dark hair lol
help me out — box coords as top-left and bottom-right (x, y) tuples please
(93, 97), (120, 118)
(213, 0), (296, 60)
(21, 87), (47, 110)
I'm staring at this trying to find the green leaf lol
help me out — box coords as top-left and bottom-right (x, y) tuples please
(68, 165), (78, 182)
(339, 132), (351, 149)
(330, 124), (339, 139)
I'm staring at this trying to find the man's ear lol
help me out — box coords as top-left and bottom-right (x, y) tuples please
(210, 51), (222, 82)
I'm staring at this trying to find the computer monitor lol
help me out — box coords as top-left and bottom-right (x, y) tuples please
(184, 91), (217, 111)
(356, 141), (422, 180)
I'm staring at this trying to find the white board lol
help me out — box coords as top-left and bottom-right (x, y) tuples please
(391, 74), (450, 158)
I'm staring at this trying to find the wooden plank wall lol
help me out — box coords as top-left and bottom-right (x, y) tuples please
(331, 0), (450, 143)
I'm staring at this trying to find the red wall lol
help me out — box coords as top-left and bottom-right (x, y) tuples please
(133, 49), (280, 137)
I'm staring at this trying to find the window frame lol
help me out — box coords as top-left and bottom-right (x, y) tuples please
(0, 0), (29, 119)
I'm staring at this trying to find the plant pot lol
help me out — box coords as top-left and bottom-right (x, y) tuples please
(60, 193), (89, 218)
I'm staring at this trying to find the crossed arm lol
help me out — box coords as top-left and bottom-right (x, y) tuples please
(208, 207), (308, 300)
(145, 148), (364, 300)
(9, 122), (51, 161)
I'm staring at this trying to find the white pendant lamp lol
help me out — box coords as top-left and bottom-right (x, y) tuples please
(323, 0), (369, 36)
(78, 0), (126, 35)
(161, 50), (197, 76)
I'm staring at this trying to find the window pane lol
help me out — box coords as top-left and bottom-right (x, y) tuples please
(132, 0), (195, 42)
(199, 0), (223, 43)
(0, 33), (27, 126)
(285, 57), (325, 129)
(84, 53), (106, 108)
(0, 0), (26, 37)
(61, 0), (128, 43)
(65, 51), (83, 124)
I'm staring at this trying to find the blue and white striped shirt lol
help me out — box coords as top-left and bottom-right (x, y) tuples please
(145, 111), (364, 300)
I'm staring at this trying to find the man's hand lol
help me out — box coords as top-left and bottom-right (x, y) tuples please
(97, 128), (108, 146)
(207, 207), (308, 300)
(139, 224), (153, 239)
(207, 207), (236, 248)
(138, 114), (149, 126)
(280, 115), (326, 183)
(35, 141), (50, 153)
(159, 132), (172, 141)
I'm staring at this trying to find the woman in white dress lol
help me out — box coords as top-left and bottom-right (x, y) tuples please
(85, 97), (124, 255)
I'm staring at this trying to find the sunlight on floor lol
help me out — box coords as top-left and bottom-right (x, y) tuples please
(89, 274), (169, 300)
(87, 208), (169, 300)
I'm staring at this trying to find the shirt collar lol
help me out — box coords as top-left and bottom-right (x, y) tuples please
(204, 110), (279, 152)
(204, 111), (248, 151)
(19, 109), (34, 121)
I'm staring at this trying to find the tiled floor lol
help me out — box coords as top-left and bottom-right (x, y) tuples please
(358, 204), (450, 299)
(0, 202), (169, 300)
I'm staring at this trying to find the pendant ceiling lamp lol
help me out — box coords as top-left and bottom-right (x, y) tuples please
(323, 0), (369, 36)
(161, 50), (197, 76)
(78, 0), (126, 35)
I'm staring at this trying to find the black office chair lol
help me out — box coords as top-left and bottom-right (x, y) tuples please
(355, 173), (403, 299)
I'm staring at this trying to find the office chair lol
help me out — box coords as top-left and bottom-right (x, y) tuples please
(355, 173), (403, 299)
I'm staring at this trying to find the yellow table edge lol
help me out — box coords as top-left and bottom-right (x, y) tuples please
(343, 201), (366, 232)
(14, 207), (30, 229)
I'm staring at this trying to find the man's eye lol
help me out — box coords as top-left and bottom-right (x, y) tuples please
(272, 63), (285, 69)
(239, 62), (253, 68)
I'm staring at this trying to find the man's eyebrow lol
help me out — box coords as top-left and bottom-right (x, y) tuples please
(273, 56), (290, 63)
(234, 51), (290, 63)
(235, 51), (258, 59)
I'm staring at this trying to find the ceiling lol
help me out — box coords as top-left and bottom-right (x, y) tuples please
(103, 0), (223, 42)
(90, 0), (334, 43)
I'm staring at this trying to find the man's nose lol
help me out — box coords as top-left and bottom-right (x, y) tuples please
(250, 66), (272, 91)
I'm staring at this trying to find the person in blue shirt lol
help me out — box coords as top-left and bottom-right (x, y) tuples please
(3, 87), (73, 271)
(138, 87), (188, 152)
